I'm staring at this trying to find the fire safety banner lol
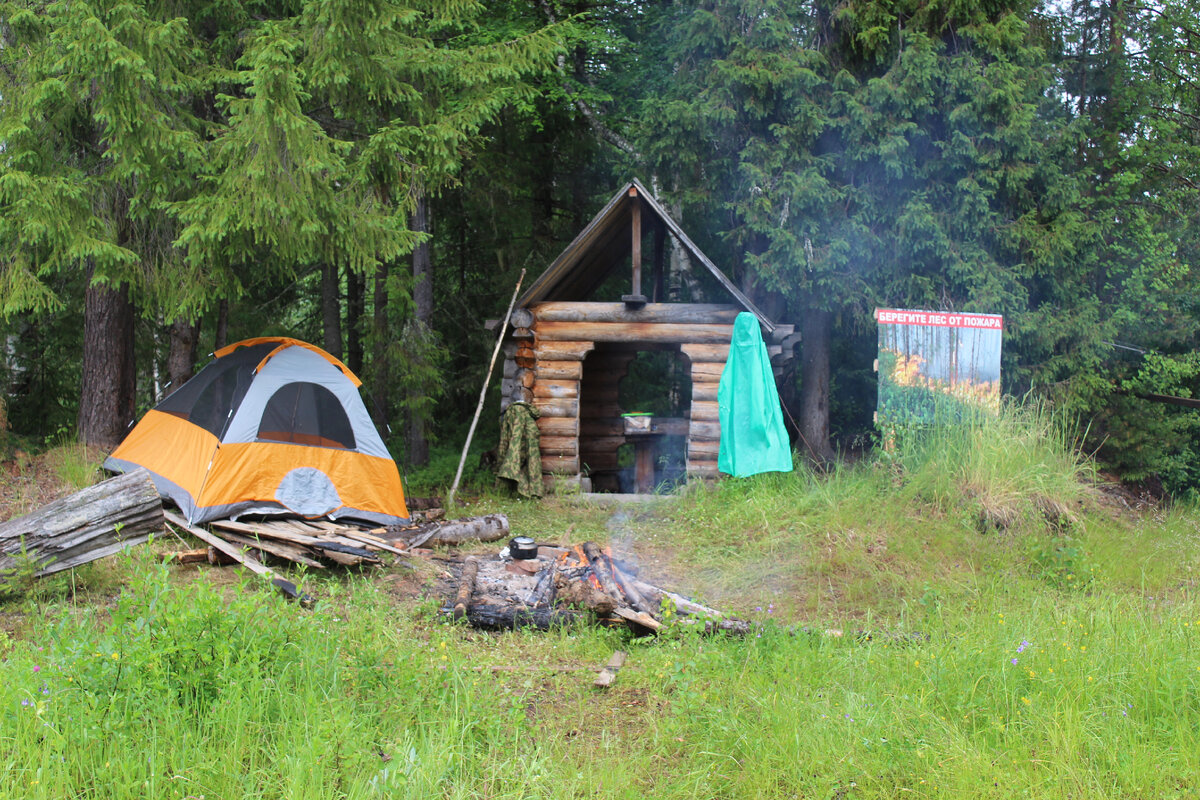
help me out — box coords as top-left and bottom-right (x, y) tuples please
(875, 308), (1003, 426)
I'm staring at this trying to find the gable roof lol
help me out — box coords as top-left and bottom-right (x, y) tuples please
(517, 179), (774, 333)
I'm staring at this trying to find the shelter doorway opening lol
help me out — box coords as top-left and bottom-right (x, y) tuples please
(578, 344), (691, 493)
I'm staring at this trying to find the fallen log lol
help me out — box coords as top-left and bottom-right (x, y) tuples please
(452, 558), (479, 620)
(398, 514), (510, 548)
(159, 548), (209, 565)
(631, 579), (725, 619)
(0, 468), (164, 579)
(460, 603), (582, 631)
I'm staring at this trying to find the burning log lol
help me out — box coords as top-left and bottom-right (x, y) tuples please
(452, 558), (479, 620)
(524, 561), (558, 607)
(580, 541), (625, 608)
(609, 562), (657, 617)
(554, 571), (615, 615)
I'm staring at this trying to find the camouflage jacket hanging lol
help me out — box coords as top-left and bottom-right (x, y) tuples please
(496, 401), (543, 498)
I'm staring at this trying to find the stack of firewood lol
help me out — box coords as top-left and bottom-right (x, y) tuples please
(448, 540), (750, 635)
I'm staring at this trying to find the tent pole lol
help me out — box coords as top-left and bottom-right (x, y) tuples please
(448, 269), (526, 508)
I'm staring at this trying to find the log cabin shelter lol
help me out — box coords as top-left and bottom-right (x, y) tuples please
(495, 179), (799, 494)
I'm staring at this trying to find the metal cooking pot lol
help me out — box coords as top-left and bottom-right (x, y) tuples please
(509, 536), (538, 560)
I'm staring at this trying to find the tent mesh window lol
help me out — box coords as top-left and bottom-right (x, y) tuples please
(156, 343), (276, 437)
(257, 382), (357, 450)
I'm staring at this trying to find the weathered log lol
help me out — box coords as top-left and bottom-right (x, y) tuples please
(535, 360), (583, 381)
(690, 401), (720, 421)
(452, 558), (479, 620)
(533, 398), (579, 418)
(612, 606), (663, 633)
(397, 514), (510, 547)
(458, 603), (582, 631)
(0, 468), (164, 579)
(533, 302), (742, 325)
(537, 416), (580, 437)
(631, 579), (725, 619)
(680, 343), (731, 363)
(691, 362), (725, 380)
(541, 455), (580, 475)
(532, 340), (594, 361)
(687, 461), (720, 478)
(532, 379), (579, 399)
(536, 321), (735, 344)
(509, 307), (535, 328)
(540, 436), (579, 457)
(688, 439), (721, 459)
(692, 381), (720, 402)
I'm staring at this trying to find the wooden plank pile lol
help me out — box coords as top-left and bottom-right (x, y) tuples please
(447, 540), (750, 635)
(163, 511), (397, 570)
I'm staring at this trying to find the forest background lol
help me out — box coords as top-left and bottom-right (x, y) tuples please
(1, 0), (1199, 498)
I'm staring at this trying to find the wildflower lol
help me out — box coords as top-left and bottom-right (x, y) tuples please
(20, 699), (30, 707)
(1011, 658), (1018, 665)
(1017, 640), (1029, 653)
(111, 653), (119, 660)
(32, 665), (40, 673)
(755, 606), (763, 613)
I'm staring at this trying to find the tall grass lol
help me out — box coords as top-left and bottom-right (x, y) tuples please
(6, 399), (1200, 798)
(895, 399), (1095, 532)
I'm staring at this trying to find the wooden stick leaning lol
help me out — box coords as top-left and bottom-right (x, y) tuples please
(164, 510), (275, 579)
(448, 268), (526, 508)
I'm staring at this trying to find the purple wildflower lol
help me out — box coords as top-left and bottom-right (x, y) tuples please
(1016, 640), (1029, 653)
(1011, 658), (1018, 665)
(20, 699), (30, 707)
(32, 665), (40, 673)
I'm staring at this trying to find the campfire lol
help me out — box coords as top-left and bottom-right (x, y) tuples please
(446, 539), (749, 635)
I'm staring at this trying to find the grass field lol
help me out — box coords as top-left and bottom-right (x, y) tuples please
(4, 407), (1200, 799)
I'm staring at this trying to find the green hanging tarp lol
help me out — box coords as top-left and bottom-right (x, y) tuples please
(717, 313), (794, 477)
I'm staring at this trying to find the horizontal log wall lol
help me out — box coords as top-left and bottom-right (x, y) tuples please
(525, 303), (751, 489)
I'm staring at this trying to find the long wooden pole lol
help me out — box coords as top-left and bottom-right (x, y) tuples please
(448, 269), (526, 508)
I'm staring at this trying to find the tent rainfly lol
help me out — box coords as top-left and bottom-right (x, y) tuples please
(105, 337), (409, 525)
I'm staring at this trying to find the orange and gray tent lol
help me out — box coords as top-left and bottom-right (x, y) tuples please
(104, 337), (409, 526)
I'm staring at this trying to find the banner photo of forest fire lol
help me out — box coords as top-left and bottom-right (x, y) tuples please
(875, 308), (1003, 425)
